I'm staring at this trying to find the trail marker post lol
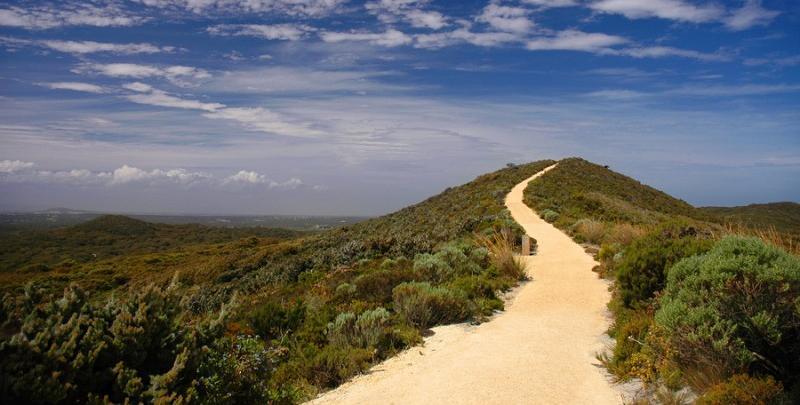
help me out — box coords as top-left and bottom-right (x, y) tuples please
(521, 235), (531, 256)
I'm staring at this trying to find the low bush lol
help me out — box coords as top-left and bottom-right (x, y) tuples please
(392, 282), (470, 328)
(326, 307), (391, 349)
(655, 237), (800, 389)
(248, 300), (306, 341)
(697, 374), (784, 405)
(616, 222), (713, 308)
(540, 209), (559, 223)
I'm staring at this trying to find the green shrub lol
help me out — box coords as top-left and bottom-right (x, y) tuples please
(326, 307), (391, 349)
(392, 282), (470, 328)
(616, 222), (713, 307)
(413, 253), (454, 282)
(655, 237), (800, 387)
(197, 335), (288, 404)
(335, 282), (356, 298)
(540, 209), (559, 223)
(697, 374), (784, 405)
(307, 345), (373, 388)
(354, 267), (418, 303)
(248, 300), (306, 341)
(0, 281), (231, 403)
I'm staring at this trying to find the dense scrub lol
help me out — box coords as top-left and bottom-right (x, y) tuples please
(1, 159), (554, 403)
(524, 158), (800, 402)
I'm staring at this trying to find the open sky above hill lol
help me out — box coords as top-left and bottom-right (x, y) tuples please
(0, 0), (798, 215)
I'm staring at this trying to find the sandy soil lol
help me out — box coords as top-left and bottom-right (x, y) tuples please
(308, 164), (623, 404)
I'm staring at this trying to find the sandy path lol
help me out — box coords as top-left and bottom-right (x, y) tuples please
(309, 164), (621, 404)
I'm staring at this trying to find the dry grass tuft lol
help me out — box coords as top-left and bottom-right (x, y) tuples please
(475, 229), (527, 280)
(608, 223), (648, 246)
(574, 219), (606, 245)
(721, 222), (798, 256)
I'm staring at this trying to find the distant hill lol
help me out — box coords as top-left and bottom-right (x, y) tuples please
(0, 215), (306, 274)
(700, 202), (800, 237)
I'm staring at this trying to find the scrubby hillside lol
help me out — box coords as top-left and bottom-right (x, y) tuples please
(523, 158), (799, 403)
(701, 202), (800, 236)
(0, 160), (555, 404)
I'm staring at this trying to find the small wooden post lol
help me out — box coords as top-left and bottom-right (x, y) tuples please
(521, 235), (531, 256)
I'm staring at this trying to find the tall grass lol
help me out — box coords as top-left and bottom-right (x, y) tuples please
(721, 222), (798, 256)
(475, 229), (527, 280)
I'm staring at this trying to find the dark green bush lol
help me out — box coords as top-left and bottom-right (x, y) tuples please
(0, 281), (235, 404)
(616, 222), (713, 307)
(392, 282), (470, 328)
(248, 300), (306, 341)
(655, 237), (800, 387)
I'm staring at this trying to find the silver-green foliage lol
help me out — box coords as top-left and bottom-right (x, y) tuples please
(655, 236), (800, 381)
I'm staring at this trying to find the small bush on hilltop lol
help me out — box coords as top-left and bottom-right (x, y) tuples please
(655, 237), (800, 391)
(540, 209), (559, 223)
(616, 221), (713, 308)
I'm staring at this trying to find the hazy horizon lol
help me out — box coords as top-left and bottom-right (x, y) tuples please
(1, 0), (799, 216)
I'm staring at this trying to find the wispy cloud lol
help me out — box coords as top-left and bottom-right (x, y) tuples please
(207, 24), (314, 40)
(131, 0), (347, 17)
(0, 4), (145, 30)
(724, 0), (779, 31)
(477, 3), (534, 34)
(38, 82), (107, 94)
(589, 0), (723, 23)
(321, 29), (413, 47)
(73, 63), (211, 86)
(1, 36), (175, 55)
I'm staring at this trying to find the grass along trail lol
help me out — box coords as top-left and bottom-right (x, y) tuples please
(308, 163), (622, 404)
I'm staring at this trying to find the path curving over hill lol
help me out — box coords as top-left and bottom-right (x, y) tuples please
(309, 164), (621, 404)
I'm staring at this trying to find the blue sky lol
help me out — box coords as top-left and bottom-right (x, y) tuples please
(0, 0), (798, 215)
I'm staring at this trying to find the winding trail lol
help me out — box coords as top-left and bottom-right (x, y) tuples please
(309, 164), (621, 404)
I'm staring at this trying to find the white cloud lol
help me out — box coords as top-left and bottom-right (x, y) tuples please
(0, 159), (35, 173)
(224, 170), (304, 189)
(522, 0), (578, 7)
(202, 67), (401, 95)
(126, 91), (225, 112)
(664, 83), (800, 97)
(207, 24), (314, 40)
(39, 82), (107, 94)
(74, 63), (211, 86)
(415, 28), (523, 48)
(203, 107), (322, 138)
(744, 55), (800, 68)
(405, 9), (448, 29)
(321, 29), (413, 47)
(477, 4), (534, 34)
(365, 0), (449, 30)
(38, 40), (172, 55)
(724, 0), (779, 31)
(526, 30), (628, 52)
(617, 46), (726, 61)
(133, 0), (347, 17)
(0, 160), (310, 189)
(589, 0), (723, 23)
(122, 82), (155, 93)
(0, 4), (145, 30)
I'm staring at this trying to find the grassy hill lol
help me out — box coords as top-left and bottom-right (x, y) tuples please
(0, 215), (305, 272)
(0, 159), (555, 403)
(523, 158), (799, 402)
(700, 202), (800, 237)
(1, 158), (796, 403)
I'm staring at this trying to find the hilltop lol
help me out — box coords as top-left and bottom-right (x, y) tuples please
(700, 202), (800, 237)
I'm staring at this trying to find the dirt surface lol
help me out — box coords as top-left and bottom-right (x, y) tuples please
(308, 164), (623, 404)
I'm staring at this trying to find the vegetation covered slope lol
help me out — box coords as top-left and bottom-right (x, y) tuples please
(523, 157), (799, 403)
(701, 202), (800, 237)
(0, 159), (555, 404)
